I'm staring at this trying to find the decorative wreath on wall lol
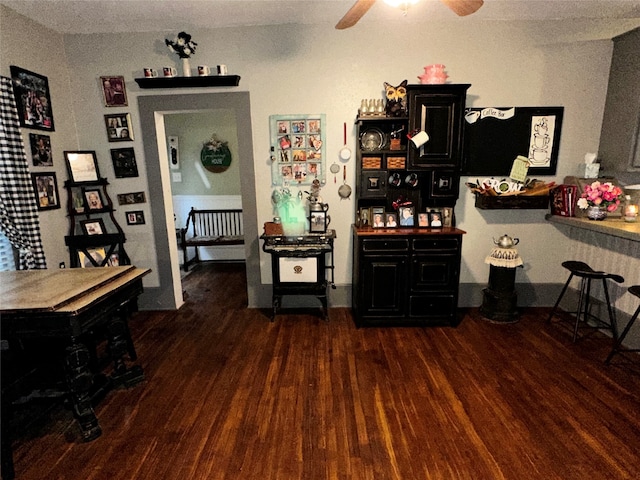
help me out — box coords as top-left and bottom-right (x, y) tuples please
(201, 135), (232, 173)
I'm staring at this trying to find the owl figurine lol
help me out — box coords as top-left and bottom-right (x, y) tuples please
(384, 80), (408, 117)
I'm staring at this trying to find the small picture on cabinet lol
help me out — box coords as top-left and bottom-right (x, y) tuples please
(126, 210), (145, 225)
(104, 113), (133, 142)
(429, 209), (443, 228)
(31, 172), (60, 211)
(110, 147), (138, 178)
(80, 218), (106, 235)
(309, 211), (328, 233)
(64, 151), (100, 184)
(78, 247), (106, 268)
(84, 189), (104, 210)
(385, 213), (398, 228)
(399, 206), (414, 227)
(442, 207), (453, 227)
(359, 207), (371, 227)
(372, 207), (385, 228)
(418, 212), (430, 228)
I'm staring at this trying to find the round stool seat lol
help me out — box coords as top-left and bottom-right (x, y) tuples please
(561, 260), (624, 283)
(628, 285), (640, 299)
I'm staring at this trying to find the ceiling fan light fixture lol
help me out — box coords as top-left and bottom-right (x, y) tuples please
(383, 0), (420, 7)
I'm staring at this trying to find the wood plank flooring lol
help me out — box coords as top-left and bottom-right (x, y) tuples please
(9, 262), (640, 479)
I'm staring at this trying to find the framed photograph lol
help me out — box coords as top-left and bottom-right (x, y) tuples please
(358, 207), (371, 227)
(117, 191), (146, 205)
(10, 66), (55, 131)
(100, 76), (128, 107)
(417, 212), (430, 228)
(110, 147), (138, 178)
(126, 210), (145, 225)
(83, 188), (104, 210)
(64, 151), (100, 184)
(78, 247), (106, 268)
(429, 210), (443, 228)
(104, 113), (133, 142)
(29, 134), (53, 166)
(385, 213), (398, 228)
(442, 207), (453, 228)
(372, 208), (385, 228)
(399, 206), (415, 227)
(80, 218), (106, 235)
(31, 172), (60, 210)
(309, 210), (328, 233)
(107, 253), (120, 267)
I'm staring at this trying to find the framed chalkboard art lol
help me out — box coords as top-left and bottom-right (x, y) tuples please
(462, 106), (563, 176)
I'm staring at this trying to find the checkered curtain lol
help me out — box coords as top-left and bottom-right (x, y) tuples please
(0, 76), (47, 269)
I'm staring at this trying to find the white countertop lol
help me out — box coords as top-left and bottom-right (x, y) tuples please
(545, 214), (640, 242)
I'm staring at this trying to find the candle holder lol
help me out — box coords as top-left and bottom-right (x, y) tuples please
(624, 204), (638, 222)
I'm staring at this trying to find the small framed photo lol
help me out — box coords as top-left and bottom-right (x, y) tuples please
(31, 172), (60, 210)
(71, 189), (85, 213)
(117, 191), (146, 205)
(442, 207), (453, 227)
(104, 113), (133, 142)
(64, 151), (100, 184)
(10, 66), (55, 131)
(372, 208), (385, 228)
(417, 212), (430, 228)
(78, 247), (106, 268)
(126, 210), (145, 225)
(100, 76), (128, 107)
(80, 218), (106, 235)
(358, 207), (371, 227)
(309, 210), (329, 233)
(29, 134), (53, 166)
(385, 213), (398, 228)
(398, 206), (415, 227)
(110, 147), (138, 178)
(107, 253), (120, 267)
(429, 210), (443, 228)
(83, 188), (104, 210)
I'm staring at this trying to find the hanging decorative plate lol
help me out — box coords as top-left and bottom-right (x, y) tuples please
(360, 127), (386, 151)
(201, 138), (232, 173)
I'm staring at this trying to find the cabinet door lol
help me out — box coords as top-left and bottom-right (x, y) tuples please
(411, 253), (459, 291)
(360, 254), (407, 316)
(407, 87), (467, 169)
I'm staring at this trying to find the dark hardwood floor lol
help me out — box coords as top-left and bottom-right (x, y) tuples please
(8, 262), (640, 479)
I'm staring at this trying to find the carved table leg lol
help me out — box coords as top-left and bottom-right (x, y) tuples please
(106, 313), (144, 388)
(272, 295), (281, 322)
(64, 341), (102, 442)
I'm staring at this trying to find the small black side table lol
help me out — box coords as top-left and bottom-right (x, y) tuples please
(480, 247), (523, 323)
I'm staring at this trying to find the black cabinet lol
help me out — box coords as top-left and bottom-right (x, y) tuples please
(352, 226), (464, 327)
(64, 178), (130, 268)
(407, 84), (470, 169)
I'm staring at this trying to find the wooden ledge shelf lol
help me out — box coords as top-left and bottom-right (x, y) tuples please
(475, 194), (549, 210)
(134, 75), (241, 89)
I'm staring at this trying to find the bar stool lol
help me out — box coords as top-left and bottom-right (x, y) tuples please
(547, 261), (624, 343)
(606, 285), (640, 364)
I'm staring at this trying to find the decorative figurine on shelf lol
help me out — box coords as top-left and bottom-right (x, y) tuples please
(165, 31), (197, 77)
(384, 80), (408, 117)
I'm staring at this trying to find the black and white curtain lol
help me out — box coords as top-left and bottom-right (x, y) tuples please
(0, 76), (47, 269)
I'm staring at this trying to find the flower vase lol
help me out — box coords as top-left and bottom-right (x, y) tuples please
(586, 205), (607, 220)
(182, 58), (192, 77)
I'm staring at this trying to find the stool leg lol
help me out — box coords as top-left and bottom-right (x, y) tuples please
(573, 277), (590, 343)
(605, 304), (640, 364)
(602, 278), (619, 341)
(548, 273), (574, 322)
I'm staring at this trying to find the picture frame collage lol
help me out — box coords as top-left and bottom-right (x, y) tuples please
(270, 114), (326, 186)
(358, 206), (453, 229)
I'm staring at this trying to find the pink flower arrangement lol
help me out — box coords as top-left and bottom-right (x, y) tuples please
(576, 181), (623, 212)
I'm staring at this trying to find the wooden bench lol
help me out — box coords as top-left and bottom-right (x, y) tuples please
(179, 208), (244, 271)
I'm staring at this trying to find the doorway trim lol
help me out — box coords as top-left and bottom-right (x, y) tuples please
(137, 92), (261, 309)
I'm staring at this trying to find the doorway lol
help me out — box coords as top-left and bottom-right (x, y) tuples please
(138, 92), (262, 310)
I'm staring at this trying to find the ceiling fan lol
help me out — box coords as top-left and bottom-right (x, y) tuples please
(335, 0), (484, 29)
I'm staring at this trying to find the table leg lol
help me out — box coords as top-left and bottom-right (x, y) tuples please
(272, 295), (281, 322)
(106, 314), (144, 388)
(64, 341), (102, 442)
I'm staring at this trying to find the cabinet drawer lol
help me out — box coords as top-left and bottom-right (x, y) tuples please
(409, 294), (457, 318)
(412, 238), (459, 251)
(362, 238), (409, 252)
(411, 253), (458, 290)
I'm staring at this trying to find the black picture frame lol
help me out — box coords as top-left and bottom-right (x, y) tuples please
(100, 75), (128, 107)
(10, 66), (55, 131)
(110, 147), (139, 178)
(385, 213), (398, 228)
(31, 172), (60, 210)
(117, 192), (146, 205)
(429, 210), (443, 228)
(104, 113), (134, 142)
(371, 207), (385, 228)
(309, 210), (328, 233)
(29, 134), (53, 166)
(398, 206), (415, 227)
(442, 207), (453, 228)
(64, 151), (100, 184)
(417, 212), (430, 228)
(126, 210), (145, 225)
(80, 218), (106, 235)
(83, 188), (104, 210)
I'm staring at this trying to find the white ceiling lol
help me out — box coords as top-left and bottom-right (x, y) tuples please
(1, 0), (639, 35)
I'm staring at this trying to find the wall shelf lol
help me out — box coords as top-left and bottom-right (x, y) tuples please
(134, 75), (241, 89)
(475, 194), (549, 210)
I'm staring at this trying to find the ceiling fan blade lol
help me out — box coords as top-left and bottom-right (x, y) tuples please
(335, 0), (377, 30)
(440, 0), (484, 16)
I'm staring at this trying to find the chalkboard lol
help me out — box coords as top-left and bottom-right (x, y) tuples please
(462, 106), (563, 176)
